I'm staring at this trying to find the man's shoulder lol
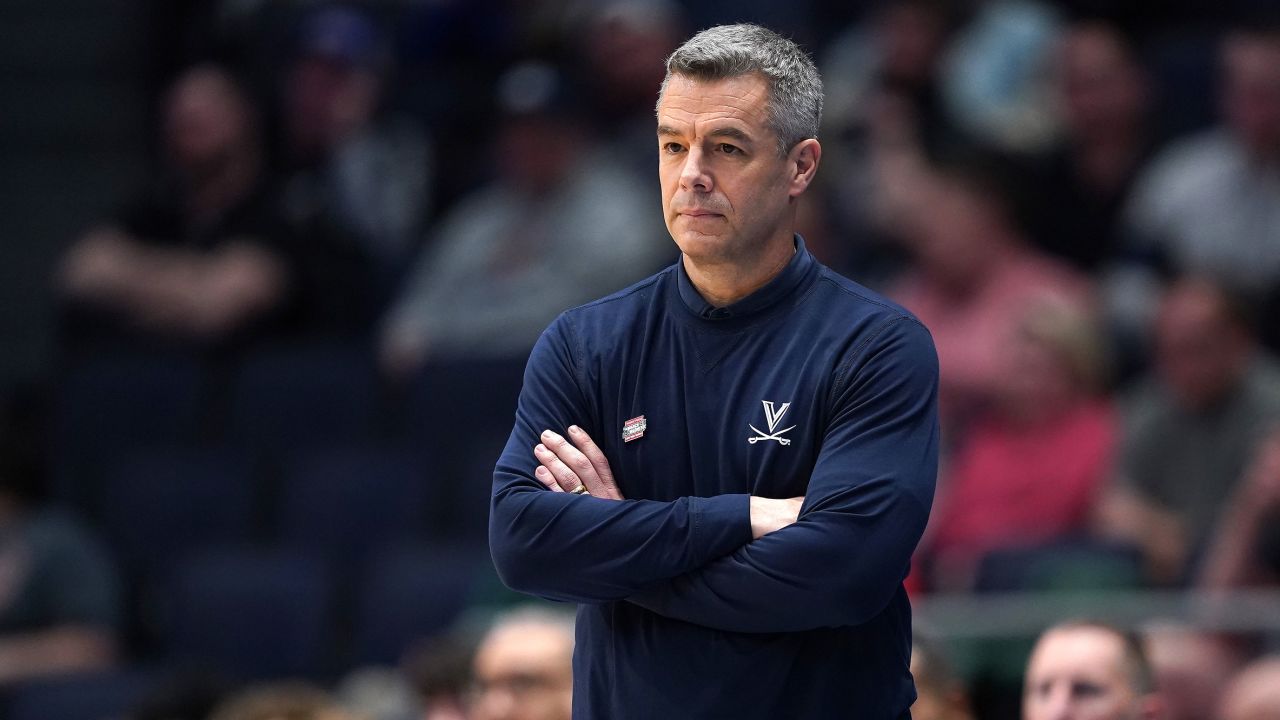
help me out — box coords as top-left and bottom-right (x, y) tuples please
(548, 263), (675, 337)
(810, 265), (929, 336)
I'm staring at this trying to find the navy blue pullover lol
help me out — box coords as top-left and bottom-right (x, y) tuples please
(490, 238), (939, 719)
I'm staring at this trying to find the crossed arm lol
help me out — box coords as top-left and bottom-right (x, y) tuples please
(489, 315), (938, 632)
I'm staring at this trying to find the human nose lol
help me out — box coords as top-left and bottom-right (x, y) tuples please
(1040, 687), (1075, 720)
(679, 145), (713, 193)
(476, 689), (518, 720)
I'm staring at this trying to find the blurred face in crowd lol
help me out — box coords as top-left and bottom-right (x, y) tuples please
(497, 114), (579, 195)
(1145, 625), (1239, 720)
(1219, 658), (1280, 720)
(1155, 280), (1252, 413)
(584, 7), (679, 111)
(657, 72), (819, 267)
(879, 0), (950, 87)
(1056, 24), (1147, 143)
(905, 175), (1010, 293)
(285, 56), (379, 157)
(164, 67), (253, 179)
(999, 331), (1079, 425)
(470, 621), (573, 720)
(1024, 627), (1157, 720)
(1222, 33), (1280, 159)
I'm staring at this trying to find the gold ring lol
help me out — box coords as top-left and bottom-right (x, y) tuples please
(571, 484), (590, 495)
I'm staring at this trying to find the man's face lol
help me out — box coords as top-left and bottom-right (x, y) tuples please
(1222, 35), (1280, 158)
(470, 623), (573, 720)
(1024, 628), (1146, 720)
(1155, 282), (1250, 412)
(656, 73), (806, 265)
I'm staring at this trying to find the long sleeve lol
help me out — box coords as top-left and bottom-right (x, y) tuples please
(489, 315), (753, 603)
(628, 318), (939, 632)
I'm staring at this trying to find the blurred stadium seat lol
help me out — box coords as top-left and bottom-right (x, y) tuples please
(4, 668), (155, 720)
(227, 343), (380, 454)
(350, 543), (483, 666)
(52, 352), (206, 515)
(99, 445), (256, 581)
(162, 549), (332, 681)
(277, 444), (428, 571)
(403, 357), (525, 538)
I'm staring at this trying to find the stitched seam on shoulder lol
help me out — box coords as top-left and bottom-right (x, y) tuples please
(832, 315), (925, 403)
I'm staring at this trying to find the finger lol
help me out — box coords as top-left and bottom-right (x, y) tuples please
(534, 442), (587, 493)
(540, 430), (601, 493)
(534, 465), (564, 492)
(567, 426), (622, 498)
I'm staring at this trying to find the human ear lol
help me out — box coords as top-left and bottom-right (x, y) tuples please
(787, 139), (821, 197)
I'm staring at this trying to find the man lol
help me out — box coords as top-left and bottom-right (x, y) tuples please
(469, 608), (575, 720)
(1099, 277), (1280, 584)
(1122, 17), (1280, 307)
(489, 23), (939, 718)
(1023, 621), (1164, 720)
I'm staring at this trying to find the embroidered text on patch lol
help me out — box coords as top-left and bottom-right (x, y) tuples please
(622, 415), (647, 442)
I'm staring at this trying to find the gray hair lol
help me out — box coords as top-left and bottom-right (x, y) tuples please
(658, 23), (823, 154)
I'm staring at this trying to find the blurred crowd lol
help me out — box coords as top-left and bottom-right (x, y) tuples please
(3, 0), (1280, 718)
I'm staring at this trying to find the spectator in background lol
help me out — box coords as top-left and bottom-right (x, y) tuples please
(405, 633), (475, 720)
(0, 425), (120, 685)
(1099, 276), (1280, 584)
(278, 4), (432, 286)
(57, 64), (370, 360)
(1200, 427), (1280, 590)
(208, 681), (358, 720)
(939, 0), (1063, 153)
(1024, 18), (1154, 273)
(1022, 621), (1164, 720)
(911, 633), (975, 720)
(1143, 623), (1244, 720)
(569, 0), (685, 179)
(818, 0), (967, 284)
(1220, 656), (1280, 720)
(57, 65), (291, 357)
(921, 297), (1114, 591)
(888, 153), (1089, 435)
(469, 607), (574, 720)
(1122, 17), (1280, 314)
(378, 61), (667, 378)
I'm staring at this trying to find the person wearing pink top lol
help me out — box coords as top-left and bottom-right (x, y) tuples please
(889, 155), (1091, 438)
(920, 297), (1114, 591)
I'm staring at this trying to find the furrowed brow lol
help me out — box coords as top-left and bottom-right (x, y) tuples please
(706, 126), (752, 144)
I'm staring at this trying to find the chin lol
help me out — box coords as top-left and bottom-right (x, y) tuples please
(671, 230), (735, 262)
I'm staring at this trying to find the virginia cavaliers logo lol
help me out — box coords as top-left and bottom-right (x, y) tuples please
(748, 400), (795, 446)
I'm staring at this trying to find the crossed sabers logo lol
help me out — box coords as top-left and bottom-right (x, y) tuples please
(748, 400), (795, 446)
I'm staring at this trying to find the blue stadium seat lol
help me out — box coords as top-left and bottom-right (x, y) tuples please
(403, 357), (526, 538)
(351, 544), (483, 666)
(277, 445), (428, 570)
(163, 549), (331, 681)
(99, 446), (256, 581)
(227, 343), (380, 453)
(52, 352), (206, 514)
(5, 669), (155, 720)
(974, 538), (1145, 593)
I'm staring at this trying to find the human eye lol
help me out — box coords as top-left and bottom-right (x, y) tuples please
(717, 143), (742, 155)
(1071, 681), (1105, 698)
(661, 141), (685, 154)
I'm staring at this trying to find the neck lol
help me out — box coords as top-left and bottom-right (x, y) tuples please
(186, 150), (259, 219)
(684, 232), (795, 307)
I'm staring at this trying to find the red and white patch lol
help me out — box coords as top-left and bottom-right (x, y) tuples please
(622, 415), (647, 443)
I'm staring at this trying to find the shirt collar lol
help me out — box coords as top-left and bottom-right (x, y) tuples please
(676, 235), (814, 321)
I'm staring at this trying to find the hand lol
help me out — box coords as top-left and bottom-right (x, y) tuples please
(1239, 430), (1280, 509)
(749, 497), (803, 539)
(533, 426), (625, 500)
